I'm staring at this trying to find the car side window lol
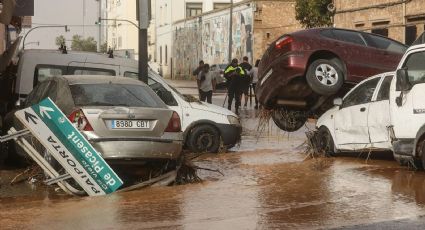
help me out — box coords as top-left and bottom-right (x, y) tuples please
(376, 75), (393, 101)
(403, 51), (425, 85)
(332, 30), (366, 46)
(363, 34), (407, 54)
(68, 67), (115, 76)
(342, 78), (381, 108)
(34, 65), (65, 85)
(124, 71), (139, 79)
(147, 77), (178, 106)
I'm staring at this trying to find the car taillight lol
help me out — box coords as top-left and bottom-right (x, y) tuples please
(68, 109), (94, 131)
(275, 36), (293, 49)
(165, 111), (181, 132)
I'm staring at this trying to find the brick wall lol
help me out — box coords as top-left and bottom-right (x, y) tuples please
(334, 0), (425, 44)
(253, 0), (302, 62)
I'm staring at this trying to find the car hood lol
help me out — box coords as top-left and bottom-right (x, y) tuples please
(189, 101), (237, 116)
(316, 106), (339, 127)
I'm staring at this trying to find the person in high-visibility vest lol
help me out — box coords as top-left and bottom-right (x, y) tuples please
(224, 58), (245, 115)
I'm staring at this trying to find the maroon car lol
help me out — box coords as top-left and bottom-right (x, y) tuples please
(256, 28), (407, 131)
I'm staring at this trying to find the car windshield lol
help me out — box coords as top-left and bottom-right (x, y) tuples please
(69, 83), (165, 108)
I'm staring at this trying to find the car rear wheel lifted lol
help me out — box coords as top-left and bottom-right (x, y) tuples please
(271, 108), (307, 132)
(306, 59), (344, 96)
(188, 124), (220, 153)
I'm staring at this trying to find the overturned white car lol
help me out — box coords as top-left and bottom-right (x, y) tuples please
(316, 43), (425, 168)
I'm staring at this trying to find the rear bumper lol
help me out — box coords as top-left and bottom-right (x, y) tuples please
(256, 53), (308, 108)
(216, 123), (242, 146)
(86, 133), (183, 160)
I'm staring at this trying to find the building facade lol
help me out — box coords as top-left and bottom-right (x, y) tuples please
(333, 0), (425, 45)
(155, 0), (243, 78)
(172, 0), (301, 79)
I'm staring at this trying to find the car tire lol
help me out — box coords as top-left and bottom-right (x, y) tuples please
(420, 140), (425, 170)
(306, 59), (344, 95)
(271, 108), (307, 132)
(188, 125), (220, 153)
(318, 126), (336, 156)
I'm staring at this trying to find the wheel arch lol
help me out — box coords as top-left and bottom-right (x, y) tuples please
(318, 124), (338, 151)
(306, 50), (347, 80)
(183, 120), (221, 143)
(413, 124), (425, 158)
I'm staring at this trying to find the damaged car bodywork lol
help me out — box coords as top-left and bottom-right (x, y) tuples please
(5, 75), (183, 165)
(316, 72), (394, 154)
(256, 28), (407, 132)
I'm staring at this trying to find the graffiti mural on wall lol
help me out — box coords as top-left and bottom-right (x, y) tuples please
(231, 8), (253, 63)
(202, 14), (229, 65)
(173, 20), (203, 79)
(173, 5), (253, 79)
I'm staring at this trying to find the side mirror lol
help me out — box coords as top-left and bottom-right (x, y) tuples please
(333, 98), (342, 107)
(396, 68), (412, 91)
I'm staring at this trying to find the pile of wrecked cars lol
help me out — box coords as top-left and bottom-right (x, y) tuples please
(257, 27), (425, 169)
(256, 27), (407, 131)
(316, 42), (425, 168)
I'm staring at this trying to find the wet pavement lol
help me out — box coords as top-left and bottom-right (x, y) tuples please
(2, 80), (425, 229)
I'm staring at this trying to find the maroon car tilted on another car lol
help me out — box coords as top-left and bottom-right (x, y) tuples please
(256, 27), (407, 132)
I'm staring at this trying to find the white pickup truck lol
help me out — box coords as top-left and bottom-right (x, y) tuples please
(316, 43), (425, 168)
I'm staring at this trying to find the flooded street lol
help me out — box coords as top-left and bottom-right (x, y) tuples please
(2, 83), (425, 229)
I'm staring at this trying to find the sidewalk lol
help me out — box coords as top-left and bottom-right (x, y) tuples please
(165, 79), (197, 89)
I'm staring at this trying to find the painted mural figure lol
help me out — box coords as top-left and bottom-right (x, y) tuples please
(193, 60), (205, 99)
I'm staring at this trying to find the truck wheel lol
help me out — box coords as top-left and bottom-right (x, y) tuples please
(271, 108), (307, 132)
(188, 125), (220, 153)
(318, 127), (336, 156)
(306, 59), (344, 95)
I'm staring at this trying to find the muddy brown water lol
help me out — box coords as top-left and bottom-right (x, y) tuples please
(2, 109), (425, 229)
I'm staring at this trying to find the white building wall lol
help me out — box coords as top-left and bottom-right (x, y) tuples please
(155, 0), (243, 78)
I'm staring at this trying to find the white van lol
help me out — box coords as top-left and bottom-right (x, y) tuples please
(9, 49), (241, 153)
(316, 43), (425, 168)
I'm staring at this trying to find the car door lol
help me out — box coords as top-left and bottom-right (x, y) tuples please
(368, 74), (393, 146)
(334, 77), (381, 149)
(362, 33), (406, 73)
(330, 29), (375, 82)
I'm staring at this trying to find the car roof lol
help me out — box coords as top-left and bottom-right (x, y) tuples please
(59, 75), (146, 85)
(20, 49), (138, 67)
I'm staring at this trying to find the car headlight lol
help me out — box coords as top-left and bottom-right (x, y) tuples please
(227, 115), (240, 125)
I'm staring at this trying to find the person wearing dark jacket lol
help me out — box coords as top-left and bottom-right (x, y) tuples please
(193, 60), (204, 99)
(239, 56), (252, 108)
(224, 58), (245, 115)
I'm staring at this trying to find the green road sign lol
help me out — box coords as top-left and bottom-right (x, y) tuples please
(16, 98), (123, 195)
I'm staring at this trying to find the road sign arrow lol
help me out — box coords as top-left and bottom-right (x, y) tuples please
(40, 106), (54, 119)
(24, 111), (38, 124)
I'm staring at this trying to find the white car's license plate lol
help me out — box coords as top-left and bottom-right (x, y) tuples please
(111, 120), (150, 129)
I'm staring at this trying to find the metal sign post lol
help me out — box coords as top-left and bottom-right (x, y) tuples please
(14, 98), (123, 196)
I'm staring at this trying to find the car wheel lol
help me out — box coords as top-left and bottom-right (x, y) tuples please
(318, 126), (336, 156)
(188, 125), (220, 153)
(306, 59), (344, 95)
(420, 140), (425, 170)
(271, 108), (307, 132)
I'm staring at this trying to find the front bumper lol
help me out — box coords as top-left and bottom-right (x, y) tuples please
(216, 123), (242, 146)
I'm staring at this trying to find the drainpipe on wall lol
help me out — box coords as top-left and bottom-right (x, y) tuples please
(402, 1), (406, 44)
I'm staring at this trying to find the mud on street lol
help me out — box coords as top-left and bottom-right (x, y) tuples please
(2, 85), (425, 230)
